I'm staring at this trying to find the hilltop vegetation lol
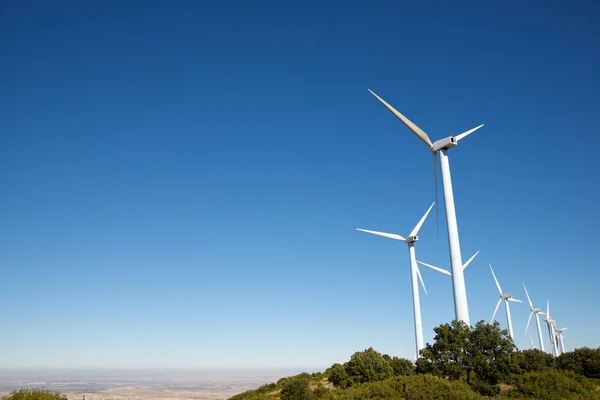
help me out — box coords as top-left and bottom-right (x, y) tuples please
(1, 389), (66, 400)
(229, 320), (600, 400)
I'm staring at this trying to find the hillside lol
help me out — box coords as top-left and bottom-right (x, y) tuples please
(228, 321), (600, 400)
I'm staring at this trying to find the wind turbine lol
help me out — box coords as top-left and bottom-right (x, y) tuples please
(368, 89), (483, 325)
(529, 333), (537, 350)
(356, 202), (435, 360)
(555, 327), (568, 354)
(542, 301), (559, 356)
(523, 282), (546, 352)
(489, 264), (522, 340)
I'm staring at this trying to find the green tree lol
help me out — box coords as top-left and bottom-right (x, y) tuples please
(2, 389), (66, 400)
(280, 375), (314, 400)
(418, 320), (516, 386)
(326, 363), (353, 388)
(556, 347), (600, 379)
(345, 347), (394, 384)
(513, 349), (554, 373)
(383, 355), (415, 376)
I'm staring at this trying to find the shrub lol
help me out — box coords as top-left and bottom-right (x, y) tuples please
(557, 347), (600, 379)
(255, 382), (276, 394)
(513, 349), (555, 373)
(327, 363), (352, 388)
(318, 375), (482, 400)
(345, 347), (393, 384)
(3, 389), (66, 400)
(387, 356), (415, 376)
(501, 369), (600, 399)
(280, 375), (314, 400)
(469, 379), (500, 397)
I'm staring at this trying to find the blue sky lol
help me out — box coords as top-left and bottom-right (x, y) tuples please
(1, 0), (599, 369)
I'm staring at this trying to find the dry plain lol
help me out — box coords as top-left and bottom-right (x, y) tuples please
(0, 368), (305, 400)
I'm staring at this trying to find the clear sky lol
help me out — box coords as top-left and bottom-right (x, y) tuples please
(1, 0), (599, 370)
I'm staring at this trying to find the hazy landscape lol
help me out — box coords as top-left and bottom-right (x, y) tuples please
(0, 369), (303, 400)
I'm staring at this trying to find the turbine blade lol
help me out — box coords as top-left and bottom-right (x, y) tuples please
(417, 261), (452, 276)
(546, 300), (551, 319)
(523, 282), (533, 308)
(508, 298), (523, 303)
(462, 250), (480, 271)
(416, 266), (427, 295)
(525, 312), (533, 335)
(491, 298), (502, 322)
(356, 228), (406, 241)
(489, 264), (503, 295)
(454, 124), (484, 142)
(409, 202), (435, 237)
(530, 333), (535, 348)
(367, 89), (433, 147)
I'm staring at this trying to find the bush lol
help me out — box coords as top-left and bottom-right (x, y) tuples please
(280, 375), (314, 400)
(387, 356), (415, 376)
(501, 369), (600, 399)
(326, 363), (352, 388)
(469, 380), (500, 397)
(312, 387), (331, 399)
(557, 347), (600, 379)
(316, 375), (482, 400)
(254, 382), (276, 394)
(3, 389), (66, 400)
(345, 347), (393, 384)
(513, 349), (555, 373)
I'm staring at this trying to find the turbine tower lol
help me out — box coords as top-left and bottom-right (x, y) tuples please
(543, 301), (559, 356)
(356, 202), (435, 360)
(523, 282), (546, 352)
(489, 264), (522, 340)
(368, 89), (483, 325)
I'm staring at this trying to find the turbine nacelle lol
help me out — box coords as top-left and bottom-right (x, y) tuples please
(501, 293), (514, 300)
(405, 235), (419, 243)
(431, 136), (457, 152)
(531, 307), (543, 313)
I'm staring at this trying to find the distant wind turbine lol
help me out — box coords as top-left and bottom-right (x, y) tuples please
(529, 333), (537, 350)
(489, 264), (522, 340)
(523, 282), (546, 352)
(555, 327), (568, 354)
(356, 202), (435, 360)
(542, 301), (559, 357)
(368, 89), (483, 326)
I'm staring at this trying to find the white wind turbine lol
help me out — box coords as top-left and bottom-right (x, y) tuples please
(356, 202), (435, 360)
(529, 333), (537, 350)
(489, 264), (522, 340)
(368, 89), (483, 325)
(555, 327), (568, 354)
(543, 301), (559, 356)
(523, 282), (546, 352)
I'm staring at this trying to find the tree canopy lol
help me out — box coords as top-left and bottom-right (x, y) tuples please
(417, 319), (516, 387)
